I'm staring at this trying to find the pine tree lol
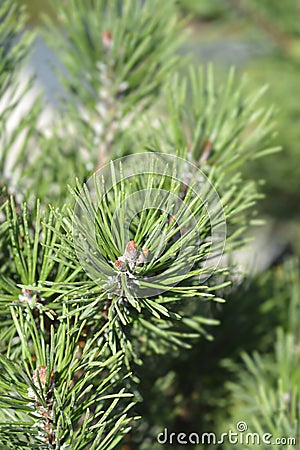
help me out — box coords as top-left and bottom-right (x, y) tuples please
(0, 0), (296, 449)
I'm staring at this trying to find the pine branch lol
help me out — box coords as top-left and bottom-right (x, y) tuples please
(0, 0), (41, 197)
(39, 155), (233, 365)
(0, 305), (136, 449)
(0, 1), (284, 447)
(136, 65), (281, 251)
(0, 198), (82, 356)
(42, 0), (186, 168)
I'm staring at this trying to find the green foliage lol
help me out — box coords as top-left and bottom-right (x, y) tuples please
(0, 0), (292, 449)
(41, 0), (185, 169)
(124, 260), (300, 449)
(0, 0), (40, 191)
(139, 66), (279, 254)
(0, 198), (83, 354)
(12, 0), (187, 207)
(163, 66), (278, 168)
(42, 157), (229, 366)
(219, 260), (300, 449)
(0, 306), (135, 449)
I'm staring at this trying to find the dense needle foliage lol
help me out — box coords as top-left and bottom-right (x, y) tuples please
(0, 1), (298, 449)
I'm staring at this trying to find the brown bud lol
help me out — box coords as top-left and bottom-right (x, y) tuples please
(169, 214), (176, 225)
(102, 30), (113, 51)
(115, 259), (125, 270)
(199, 139), (212, 165)
(123, 240), (138, 260)
(32, 366), (54, 389)
(142, 248), (149, 258)
(136, 248), (149, 266)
